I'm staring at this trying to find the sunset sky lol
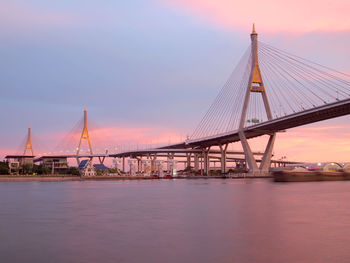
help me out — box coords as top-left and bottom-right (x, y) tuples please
(1, 0), (350, 162)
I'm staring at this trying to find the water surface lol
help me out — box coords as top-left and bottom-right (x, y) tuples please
(1, 179), (350, 263)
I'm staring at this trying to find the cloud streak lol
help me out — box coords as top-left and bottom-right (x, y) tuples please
(162, 0), (350, 33)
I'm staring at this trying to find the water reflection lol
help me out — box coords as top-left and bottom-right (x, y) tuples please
(0, 179), (350, 263)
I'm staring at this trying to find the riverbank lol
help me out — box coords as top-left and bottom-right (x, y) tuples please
(0, 174), (272, 182)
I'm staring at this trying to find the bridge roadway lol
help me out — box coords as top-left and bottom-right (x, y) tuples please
(33, 98), (350, 169)
(163, 98), (350, 149)
(34, 150), (300, 166)
(109, 149), (262, 158)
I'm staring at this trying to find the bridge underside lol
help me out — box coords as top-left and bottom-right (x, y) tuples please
(170, 98), (350, 149)
(159, 98), (350, 174)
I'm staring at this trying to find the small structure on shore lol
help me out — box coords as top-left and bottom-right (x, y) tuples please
(343, 163), (350, 173)
(305, 162), (342, 172)
(78, 159), (96, 177)
(323, 162), (342, 172)
(93, 163), (109, 175)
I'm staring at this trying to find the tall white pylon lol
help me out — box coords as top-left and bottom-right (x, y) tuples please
(238, 24), (276, 173)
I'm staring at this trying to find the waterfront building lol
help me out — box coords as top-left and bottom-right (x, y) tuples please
(5, 155), (35, 175)
(35, 156), (68, 174)
(78, 159), (96, 176)
(93, 164), (109, 175)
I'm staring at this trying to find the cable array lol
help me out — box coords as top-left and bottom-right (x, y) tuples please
(190, 41), (350, 140)
(191, 46), (252, 139)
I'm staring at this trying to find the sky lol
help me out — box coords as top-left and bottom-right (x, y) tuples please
(1, 0), (350, 162)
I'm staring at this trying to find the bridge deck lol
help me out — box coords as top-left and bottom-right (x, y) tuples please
(176, 98), (350, 148)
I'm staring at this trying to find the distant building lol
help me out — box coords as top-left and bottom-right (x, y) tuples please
(5, 155), (35, 175)
(306, 162), (342, 172)
(93, 163), (109, 175)
(78, 159), (96, 177)
(78, 160), (109, 176)
(35, 156), (68, 174)
(343, 163), (350, 173)
(323, 163), (342, 172)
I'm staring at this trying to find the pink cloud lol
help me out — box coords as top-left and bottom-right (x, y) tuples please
(33, 125), (186, 155)
(162, 0), (350, 33)
(2, 123), (350, 164)
(0, 1), (83, 30)
(273, 124), (350, 162)
(214, 124), (350, 163)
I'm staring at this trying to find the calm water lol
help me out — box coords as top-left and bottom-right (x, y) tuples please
(1, 179), (350, 263)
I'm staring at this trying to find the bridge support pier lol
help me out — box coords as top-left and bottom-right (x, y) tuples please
(202, 147), (210, 175)
(239, 131), (276, 175)
(151, 154), (157, 173)
(239, 131), (259, 173)
(137, 157), (141, 173)
(186, 153), (191, 170)
(167, 153), (175, 175)
(260, 133), (276, 172)
(219, 144), (228, 175)
(98, 156), (105, 164)
(194, 154), (199, 172)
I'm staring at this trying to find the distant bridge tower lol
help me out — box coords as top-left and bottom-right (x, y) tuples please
(76, 107), (93, 156)
(239, 24), (276, 174)
(23, 125), (34, 156)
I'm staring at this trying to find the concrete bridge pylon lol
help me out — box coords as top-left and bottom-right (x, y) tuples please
(76, 107), (93, 165)
(239, 24), (276, 174)
(23, 125), (34, 156)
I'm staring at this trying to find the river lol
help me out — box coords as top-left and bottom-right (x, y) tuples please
(1, 179), (350, 263)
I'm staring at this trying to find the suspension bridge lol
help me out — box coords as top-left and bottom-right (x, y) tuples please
(6, 25), (350, 175)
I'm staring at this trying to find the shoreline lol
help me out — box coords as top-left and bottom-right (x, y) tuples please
(0, 174), (272, 182)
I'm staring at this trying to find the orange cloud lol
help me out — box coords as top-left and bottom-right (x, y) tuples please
(162, 0), (350, 33)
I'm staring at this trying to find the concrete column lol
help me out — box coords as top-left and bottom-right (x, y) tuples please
(239, 131), (259, 173)
(219, 144), (228, 175)
(200, 154), (203, 176)
(203, 148), (210, 175)
(137, 157), (141, 173)
(186, 153), (191, 169)
(122, 157), (125, 172)
(151, 154), (157, 173)
(167, 154), (170, 174)
(203, 150), (206, 175)
(194, 154), (199, 172)
(259, 133), (276, 173)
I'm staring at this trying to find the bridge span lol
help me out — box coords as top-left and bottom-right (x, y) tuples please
(9, 25), (350, 177)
